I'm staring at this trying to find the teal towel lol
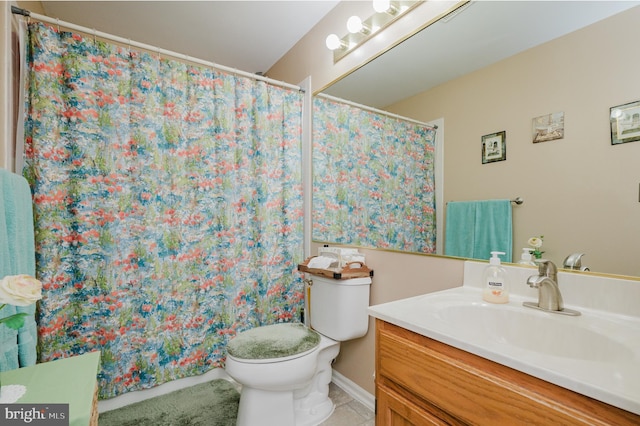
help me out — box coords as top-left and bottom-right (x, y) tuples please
(445, 199), (513, 262)
(0, 168), (38, 371)
(0, 305), (19, 371)
(0, 171), (11, 285)
(16, 304), (38, 367)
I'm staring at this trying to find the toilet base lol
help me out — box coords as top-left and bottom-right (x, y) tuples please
(236, 387), (295, 426)
(294, 390), (335, 426)
(293, 336), (340, 426)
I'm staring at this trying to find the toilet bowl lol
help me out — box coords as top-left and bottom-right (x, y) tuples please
(225, 275), (372, 426)
(226, 327), (339, 426)
(225, 321), (321, 388)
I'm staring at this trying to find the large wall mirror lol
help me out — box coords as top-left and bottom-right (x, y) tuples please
(316, 1), (640, 278)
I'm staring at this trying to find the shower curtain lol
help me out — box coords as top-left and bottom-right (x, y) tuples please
(22, 22), (304, 398)
(312, 96), (437, 253)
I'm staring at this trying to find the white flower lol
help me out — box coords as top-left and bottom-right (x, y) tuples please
(527, 237), (543, 249)
(0, 275), (43, 307)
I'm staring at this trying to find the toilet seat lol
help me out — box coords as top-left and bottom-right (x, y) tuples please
(227, 323), (321, 363)
(227, 344), (319, 364)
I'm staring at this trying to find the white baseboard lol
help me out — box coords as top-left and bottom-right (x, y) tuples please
(331, 370), (375, 412)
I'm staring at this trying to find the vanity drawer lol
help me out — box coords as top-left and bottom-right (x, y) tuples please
(375, 320), (639, 425)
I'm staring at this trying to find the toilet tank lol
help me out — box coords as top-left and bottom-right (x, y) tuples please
(308, 275), (372, 341)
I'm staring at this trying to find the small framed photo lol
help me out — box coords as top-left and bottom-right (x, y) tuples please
(481, 131), (506, 164)
(532, 112), (564, 143)
(610, 100), (640, 145)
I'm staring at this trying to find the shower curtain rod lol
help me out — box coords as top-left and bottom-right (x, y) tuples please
(317, 93), (437, 129)
(11, 5), (303, 92)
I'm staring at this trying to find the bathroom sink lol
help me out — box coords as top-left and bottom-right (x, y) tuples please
(369, 286), (640, 415)
(434, 302), (635, 363)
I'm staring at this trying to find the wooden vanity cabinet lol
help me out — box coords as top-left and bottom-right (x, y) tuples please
(375, 319), (640, 426)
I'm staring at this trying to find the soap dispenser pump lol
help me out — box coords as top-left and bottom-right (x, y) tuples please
(517, 248), (537, 266)
(482, 251), (510, 304)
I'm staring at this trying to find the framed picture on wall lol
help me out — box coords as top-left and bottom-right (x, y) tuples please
(610, 100), (640, 145)
(532, 112), (564, 143)
(481, 131), (506, 164)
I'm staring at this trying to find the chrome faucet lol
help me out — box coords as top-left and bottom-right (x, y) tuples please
(524, 260), (580, 316)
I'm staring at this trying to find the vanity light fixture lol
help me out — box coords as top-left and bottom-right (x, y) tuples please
(325, 34), (346, 51)
(373, 0), (397, 15)
(327, 0), (420, 63)
(347, 16), (371, 35)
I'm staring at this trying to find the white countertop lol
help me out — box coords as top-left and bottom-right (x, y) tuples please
(368, 263), (640, 416)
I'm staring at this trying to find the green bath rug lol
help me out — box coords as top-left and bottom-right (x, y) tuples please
(98, 379), (239, 426)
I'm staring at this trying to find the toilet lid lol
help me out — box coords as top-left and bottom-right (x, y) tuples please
(227, 323), (320, 360)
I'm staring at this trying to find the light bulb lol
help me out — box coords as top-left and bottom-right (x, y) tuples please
(347, 16), (363, 34)
(325, 34), (342, 50)
(373, 0), (390, 13)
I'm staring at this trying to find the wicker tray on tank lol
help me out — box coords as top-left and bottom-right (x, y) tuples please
(297, 256), (373, 279)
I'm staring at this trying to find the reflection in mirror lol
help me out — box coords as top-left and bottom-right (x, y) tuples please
(317, 1), (640, 277)
(312, 94), (437, 253)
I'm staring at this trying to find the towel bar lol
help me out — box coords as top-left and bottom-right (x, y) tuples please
(447, 197), (524, 205)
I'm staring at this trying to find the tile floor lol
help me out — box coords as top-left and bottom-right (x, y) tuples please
(320, 382), (375, 426)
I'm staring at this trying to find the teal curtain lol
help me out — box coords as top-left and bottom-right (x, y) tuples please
(312, 97), (437, 253)
(23, 22), (304, 398)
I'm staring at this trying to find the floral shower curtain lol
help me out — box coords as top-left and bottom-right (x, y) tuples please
(23, 22), (304, 398)
(313, 96), (437, 253)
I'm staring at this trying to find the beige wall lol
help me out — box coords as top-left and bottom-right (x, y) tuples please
(16, 1), (44, 14)
(386, 7), (640, 276)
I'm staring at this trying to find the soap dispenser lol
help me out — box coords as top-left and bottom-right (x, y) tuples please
(517, 248), (537, 266)
(482, 251), (510, 304)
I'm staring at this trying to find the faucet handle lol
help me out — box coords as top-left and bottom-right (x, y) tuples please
(563, 253), (584, 269)
(535, 258), (549, 274)
(563, 253), (589, 271)
(535, 259), (557, 279)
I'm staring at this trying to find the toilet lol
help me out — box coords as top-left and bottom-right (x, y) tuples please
(225, 275), (372, 426)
